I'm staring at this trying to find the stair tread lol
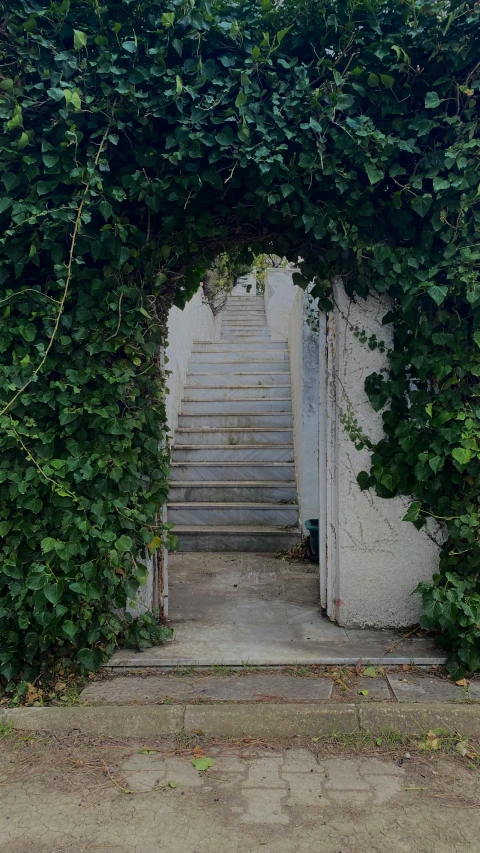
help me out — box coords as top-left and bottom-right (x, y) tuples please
(169, 480), (296, 486)
(184, 397), (291, 401)
(171, 461), (294, 466)
(173, 444), (294, 449)
(176, 427), (293, 432)
(184, 387), (290, 390)
(168, 501), (297, 507)
(171, 525), (298, 532)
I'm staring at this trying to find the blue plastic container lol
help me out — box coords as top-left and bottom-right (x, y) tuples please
(304, 518), (319, 563)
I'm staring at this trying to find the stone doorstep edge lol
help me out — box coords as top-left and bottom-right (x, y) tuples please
(2, 703), (480, 738)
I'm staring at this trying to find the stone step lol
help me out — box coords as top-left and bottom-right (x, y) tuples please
(184, 386), (292, 400)
(170, 462), (296, 481)
(221, 332), (272, 338)
(169, 482), (297, 503)
(177, 413), (293, 428)
(221, 336), (272, 343)
(192, 342), (287, 352)
(167, 502), (298, 526)
(222, 322), (268, 329)
(221, 313), (267, 320)
(172, 526), (301, 552)
(171, 445), (295, 462)
(191, 351), (289, 363)
(186, 373), (291, 387)
(181, 399), (291, 413)
(226, 297), (264, 302)
(189, 362), (289, 373)
(221, 328), (269, 334)
(174, 428), (293, 445)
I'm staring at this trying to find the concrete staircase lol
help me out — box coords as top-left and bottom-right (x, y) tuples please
(168, 295), (300, 551)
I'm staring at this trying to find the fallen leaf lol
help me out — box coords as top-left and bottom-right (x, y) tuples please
(191, 757), (214, 772)
(25, 683), (42, 704)
(402, 664), (410, 671)
(455, 678), (468, 687)
(312, 737), (320, 742)
(359, 689), (369, 696)
(193, 746), (205, 758)
(363, 666), (378, 678)
(376, 737), (383, 746)
(355, 659), (362, 675)
(426, 730), (440, 750)
(456, 741), (469, 757)
(168, 781), (178, 788)
(139, 748), (158, 756)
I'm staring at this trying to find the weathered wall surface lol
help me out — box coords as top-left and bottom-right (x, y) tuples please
(165, 287), (220, 435)
(288, 286), (320, 527)
(264, 268), (297, 341)
(332, 282), (441, 628)
(232, 272), (256, 295)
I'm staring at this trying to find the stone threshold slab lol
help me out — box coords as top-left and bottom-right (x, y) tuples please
(106, 652), (447, 667)
(3, 702), (480, 738)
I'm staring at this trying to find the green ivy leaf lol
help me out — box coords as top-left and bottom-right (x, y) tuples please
(62, 620), (77, 639)
(425, 92), (442, 109)
(77, 648), (101, 672)
(411, 194), (432, 217)
(403, 502), (421, 522)
(380, 73), (395, 87)
(365, 163), (383, 185)
(428, 285), (448, 306)
(116, 535), (133, 552)
(235, 91), (247, 108)
(452, 447), (472, 465)
(215, 126), (234, 146)
(73, 30), (88, 50)
(357, 471), (370, 491)
(99, 200), (113, 221)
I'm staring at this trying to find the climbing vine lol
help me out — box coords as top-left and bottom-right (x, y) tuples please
(1, 0), (480, 680)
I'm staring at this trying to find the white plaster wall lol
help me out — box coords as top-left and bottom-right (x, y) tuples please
(288, 287), (320, 526)
(332, 282), (441, 628)
(264, 268), (297, 341)
(165, 287), (220, 435)
(232, 272), (256, 296)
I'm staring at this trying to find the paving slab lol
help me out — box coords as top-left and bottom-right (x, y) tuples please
(81, 673), (333, 705)
(387, 673), (467, 703)
(467, 680), (480, 700)
(355, 676), (391, 700)
(81, 674), (333, 704)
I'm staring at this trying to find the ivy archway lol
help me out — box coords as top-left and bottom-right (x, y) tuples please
(1, 0), (479, 682)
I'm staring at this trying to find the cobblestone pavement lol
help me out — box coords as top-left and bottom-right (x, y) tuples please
(1, 738), (480, 853)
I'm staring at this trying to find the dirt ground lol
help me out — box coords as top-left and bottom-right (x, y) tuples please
(0, 730), (479, 853)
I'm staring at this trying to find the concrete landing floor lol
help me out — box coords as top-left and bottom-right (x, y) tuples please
(109, 553), (445, 668)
